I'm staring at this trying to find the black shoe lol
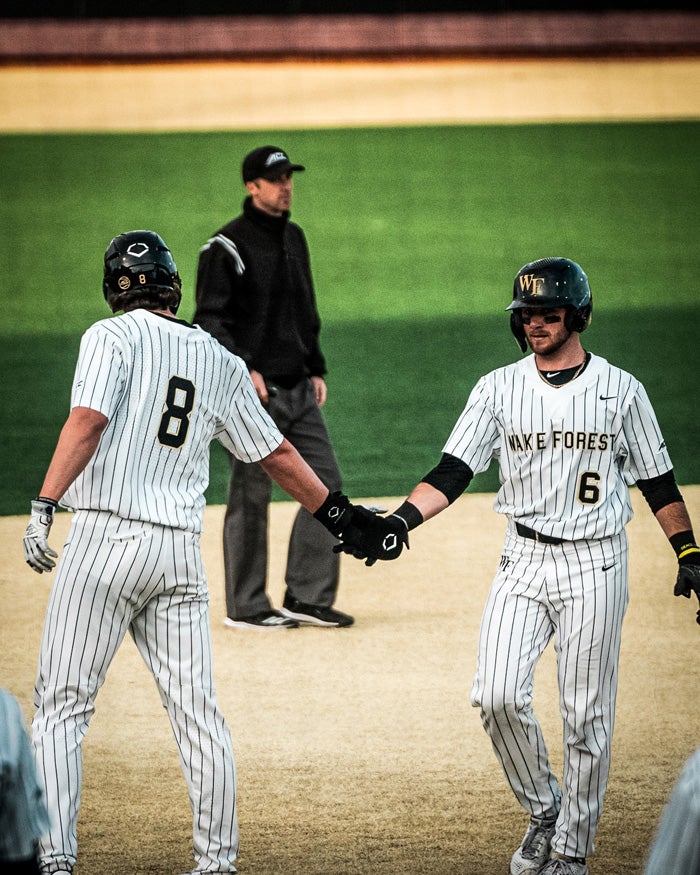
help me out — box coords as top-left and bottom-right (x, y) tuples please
(280, 595), (354, 627)
(224, 610), (299, 630)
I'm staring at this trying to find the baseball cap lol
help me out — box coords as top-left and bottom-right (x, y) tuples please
(241, 146), (305, 183)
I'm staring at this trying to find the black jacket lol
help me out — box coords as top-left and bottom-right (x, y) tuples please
(194, 197), (326, 385)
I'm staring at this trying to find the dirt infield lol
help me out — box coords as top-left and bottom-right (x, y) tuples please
(2, 488), (699, 874)
(1, 57), (699, 132)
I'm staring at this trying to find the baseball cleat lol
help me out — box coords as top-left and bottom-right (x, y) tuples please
(179, 869), (237, 875)
(280, 594), (354, 627)
(510, 815), (557, 875)
(540, 859), (589, 875)
(224, 611), (298, 629)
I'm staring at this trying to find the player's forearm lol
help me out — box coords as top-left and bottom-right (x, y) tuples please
(390, 453), (472, 531)
(39, 407), (108, 501)
(258, 438), (329, 513)
(654, 500), (694, 540)
(404, 482), (450, 522)
(654, 498), (700, 568)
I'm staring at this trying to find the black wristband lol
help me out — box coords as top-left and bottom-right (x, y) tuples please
(391, 500), (423, 531)
(36, 496), (58, 508)
(669, 530), (700, 564)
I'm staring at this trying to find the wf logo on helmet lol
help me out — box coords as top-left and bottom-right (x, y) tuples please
(519, 274), (546, 294)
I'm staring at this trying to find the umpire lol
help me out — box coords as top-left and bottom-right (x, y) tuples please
(194, 145), (352, 630)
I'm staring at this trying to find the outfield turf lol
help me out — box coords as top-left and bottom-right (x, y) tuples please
(1, 121), (698, 514)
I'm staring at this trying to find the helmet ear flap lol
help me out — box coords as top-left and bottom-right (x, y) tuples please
(565, 303), (592, 334)
(510, 310), (528, 353)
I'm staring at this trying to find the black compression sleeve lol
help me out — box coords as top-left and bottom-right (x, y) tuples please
(636, 469), (683, 515)
(421, 453), (473, 504)
(392, 501), (424, 531)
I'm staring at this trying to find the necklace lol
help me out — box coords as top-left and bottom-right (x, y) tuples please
(537, 353), (589, 387)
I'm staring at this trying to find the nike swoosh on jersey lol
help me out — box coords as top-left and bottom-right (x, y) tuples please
(602, 563), (615, 571)
(599, 394), (616, 400)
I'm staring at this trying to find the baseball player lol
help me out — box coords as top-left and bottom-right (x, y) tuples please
(643, 747), (700, 875)
(22, 230), (373, 875)
(336, 257), (700, 875)
(0, 688), (50, 873)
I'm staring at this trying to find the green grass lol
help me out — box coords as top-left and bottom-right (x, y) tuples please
(1, 122), (698, 514)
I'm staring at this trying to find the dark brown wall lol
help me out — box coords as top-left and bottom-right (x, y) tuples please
(1, 11), (699, 62)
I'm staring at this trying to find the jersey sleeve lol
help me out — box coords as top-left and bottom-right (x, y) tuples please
(442, 376), (500, 475)
(214, 360), (284, 463)
(70, 323), (126, 419)
(619, 381), (673, 482)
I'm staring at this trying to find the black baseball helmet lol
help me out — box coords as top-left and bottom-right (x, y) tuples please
(103, 230), (182, 309)
(507, 257), (592, 352)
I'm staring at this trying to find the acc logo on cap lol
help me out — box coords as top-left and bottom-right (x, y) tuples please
(118, 276), (131, 290)
(265, 151), (287, 167)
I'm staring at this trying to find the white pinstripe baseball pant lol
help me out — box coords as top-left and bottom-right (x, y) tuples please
(471, 526), (628, 859)
(32, 510), (238, 874)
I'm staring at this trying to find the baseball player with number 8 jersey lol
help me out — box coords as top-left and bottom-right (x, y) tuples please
(22, 231), (373, 875)
(335, 257), (700, 875)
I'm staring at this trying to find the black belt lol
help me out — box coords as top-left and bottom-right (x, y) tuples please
(516, 523), (565, 545)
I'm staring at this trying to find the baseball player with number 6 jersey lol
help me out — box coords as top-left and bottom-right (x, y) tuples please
(335, 257), (700, 875)
(22, 230), (374, 875)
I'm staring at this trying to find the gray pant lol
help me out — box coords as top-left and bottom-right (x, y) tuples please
(223, 379), (343, 619)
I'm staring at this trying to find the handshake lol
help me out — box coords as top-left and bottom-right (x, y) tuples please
(313, 491), (410, 566)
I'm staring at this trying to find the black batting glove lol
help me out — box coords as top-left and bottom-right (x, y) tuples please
(313, 491), (355, 538)
(333, 510), (409, 567)
(23, 497), (58, 574)
(673, 550), (700, 626)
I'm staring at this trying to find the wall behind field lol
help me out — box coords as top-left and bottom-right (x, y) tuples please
(2, 0), (699, 16)
(1, 7), (699, 62)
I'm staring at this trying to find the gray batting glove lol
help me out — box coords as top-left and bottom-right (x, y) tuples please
(23, 497), (59, 573)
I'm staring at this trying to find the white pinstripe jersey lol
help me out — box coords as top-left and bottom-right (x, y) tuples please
(61, 309), (283, 532)
(443, 353), (673, 540)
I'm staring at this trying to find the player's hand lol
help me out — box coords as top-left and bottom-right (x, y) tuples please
(673, 560), (700, 626)
(23, 497), (58, 574)
(333, 509), (409, 567)
(313, 490), (355, 537)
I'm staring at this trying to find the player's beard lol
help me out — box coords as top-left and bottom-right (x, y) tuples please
(526, 326), (573, 358)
